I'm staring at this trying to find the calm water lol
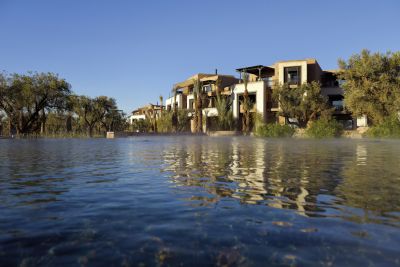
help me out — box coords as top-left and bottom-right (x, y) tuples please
(1, 137), (400, 267)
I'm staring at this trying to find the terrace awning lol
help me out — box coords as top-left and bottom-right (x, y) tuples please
(236, 65), (275, 77)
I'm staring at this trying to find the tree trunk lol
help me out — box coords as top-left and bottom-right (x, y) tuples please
(196, 94), (203, 133)
(66, 115), (72, 132)
(197, 109), (203, 133)
(242, 89), (250, 135)
(172, 90), (177, 133)
(193, 108), (198, 134)
(88, 126), (93, 137)
(40, 112), (46, 135)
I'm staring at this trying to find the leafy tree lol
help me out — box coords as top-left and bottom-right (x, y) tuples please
(0, 72), (71, 135)
(73, 95), (116, 137)
(338, 49), (400, 125)
(272, 81), (332, 128)
(101, 108), (126, 132)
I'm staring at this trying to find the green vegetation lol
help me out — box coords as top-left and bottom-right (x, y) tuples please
(338, 49), (400, 125)
(176, 110), (191, 132)
(255, 123), (295, 138)
(305, 119), (344, 138)
(193, 78), (203, 133)
(157, 111), (173, 133)
(272, 81), (333, 128)
(0, 72), (127, 137)
(3, 49), (400, 139)
(240, 72), (252, 135)
(215, 81), (234, 131)
(130, 119), (152, 133)
(365, 116), (400, 138)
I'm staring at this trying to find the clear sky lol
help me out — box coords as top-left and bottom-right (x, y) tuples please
(1, 0), (399, 113)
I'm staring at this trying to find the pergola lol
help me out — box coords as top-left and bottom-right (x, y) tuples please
(236, 65), (275, 81)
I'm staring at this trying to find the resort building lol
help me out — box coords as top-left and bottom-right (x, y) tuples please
(128, 103), (163, 124)
(165, 72), (239, 115)
(160, 58), (356, 131)
(232, 59), (353, 128)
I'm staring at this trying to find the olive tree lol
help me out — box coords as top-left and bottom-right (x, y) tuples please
(338, 49), (400, 125)
(272, 81), (332, 128)
(0, 72), (71, 135)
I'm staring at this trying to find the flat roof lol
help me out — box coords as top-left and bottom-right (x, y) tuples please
(174, 74), (237, 90)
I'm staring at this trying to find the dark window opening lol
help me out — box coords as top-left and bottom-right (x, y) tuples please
(284, 66), (301, 85)
(328, 95), (344, 111)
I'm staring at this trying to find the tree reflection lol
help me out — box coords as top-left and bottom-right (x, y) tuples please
(337, 142), (400, 225)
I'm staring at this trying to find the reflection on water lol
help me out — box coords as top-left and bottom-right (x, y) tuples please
(163, 138), (400, 226)
(1, 137), (400, 266)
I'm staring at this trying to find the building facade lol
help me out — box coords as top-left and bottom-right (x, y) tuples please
(126, 58), (357, 132)
(128, 104), (163, 124)
(232, 59), (353, 128)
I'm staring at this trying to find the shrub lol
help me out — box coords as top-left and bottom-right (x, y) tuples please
(255, 123), (295, 138)
(177, 110), (191, 132)
(306, 119), (343, 138)
(365, 116), (400, 138)
(157, 112), (173, 133)
(131, 119), (152, 133)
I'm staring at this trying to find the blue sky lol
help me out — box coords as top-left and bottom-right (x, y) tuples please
(1, 0), (399, 113)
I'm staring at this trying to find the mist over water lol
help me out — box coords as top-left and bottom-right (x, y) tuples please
(1, 137), (400, 266)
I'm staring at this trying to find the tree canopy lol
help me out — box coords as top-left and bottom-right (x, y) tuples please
(0, 72), (71, 134)
(272, 81), (332, 128)
(338, 49), (400, 125)
(0, 72), (127, 137)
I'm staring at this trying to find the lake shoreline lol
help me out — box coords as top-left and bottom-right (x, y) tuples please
(0, 127), (388, 140)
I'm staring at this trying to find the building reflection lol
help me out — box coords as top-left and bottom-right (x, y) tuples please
(162, 138), (345, 217)
(162, 137), (400, 225)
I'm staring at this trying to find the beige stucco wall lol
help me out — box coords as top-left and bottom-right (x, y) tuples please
(186, 94), (194, 109)
(276, 61), (308, 84)
(165, 94), (183, 109)
(232, 81), (267, 121)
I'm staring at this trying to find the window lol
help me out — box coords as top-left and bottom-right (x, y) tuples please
(189, 99), (194, 110)
(328, 95), (344, 111)
(203, 85), (212, 93)
(284, 66), (301, 85)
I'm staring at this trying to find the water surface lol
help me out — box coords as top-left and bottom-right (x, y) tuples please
(1, 137), (400, 266)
